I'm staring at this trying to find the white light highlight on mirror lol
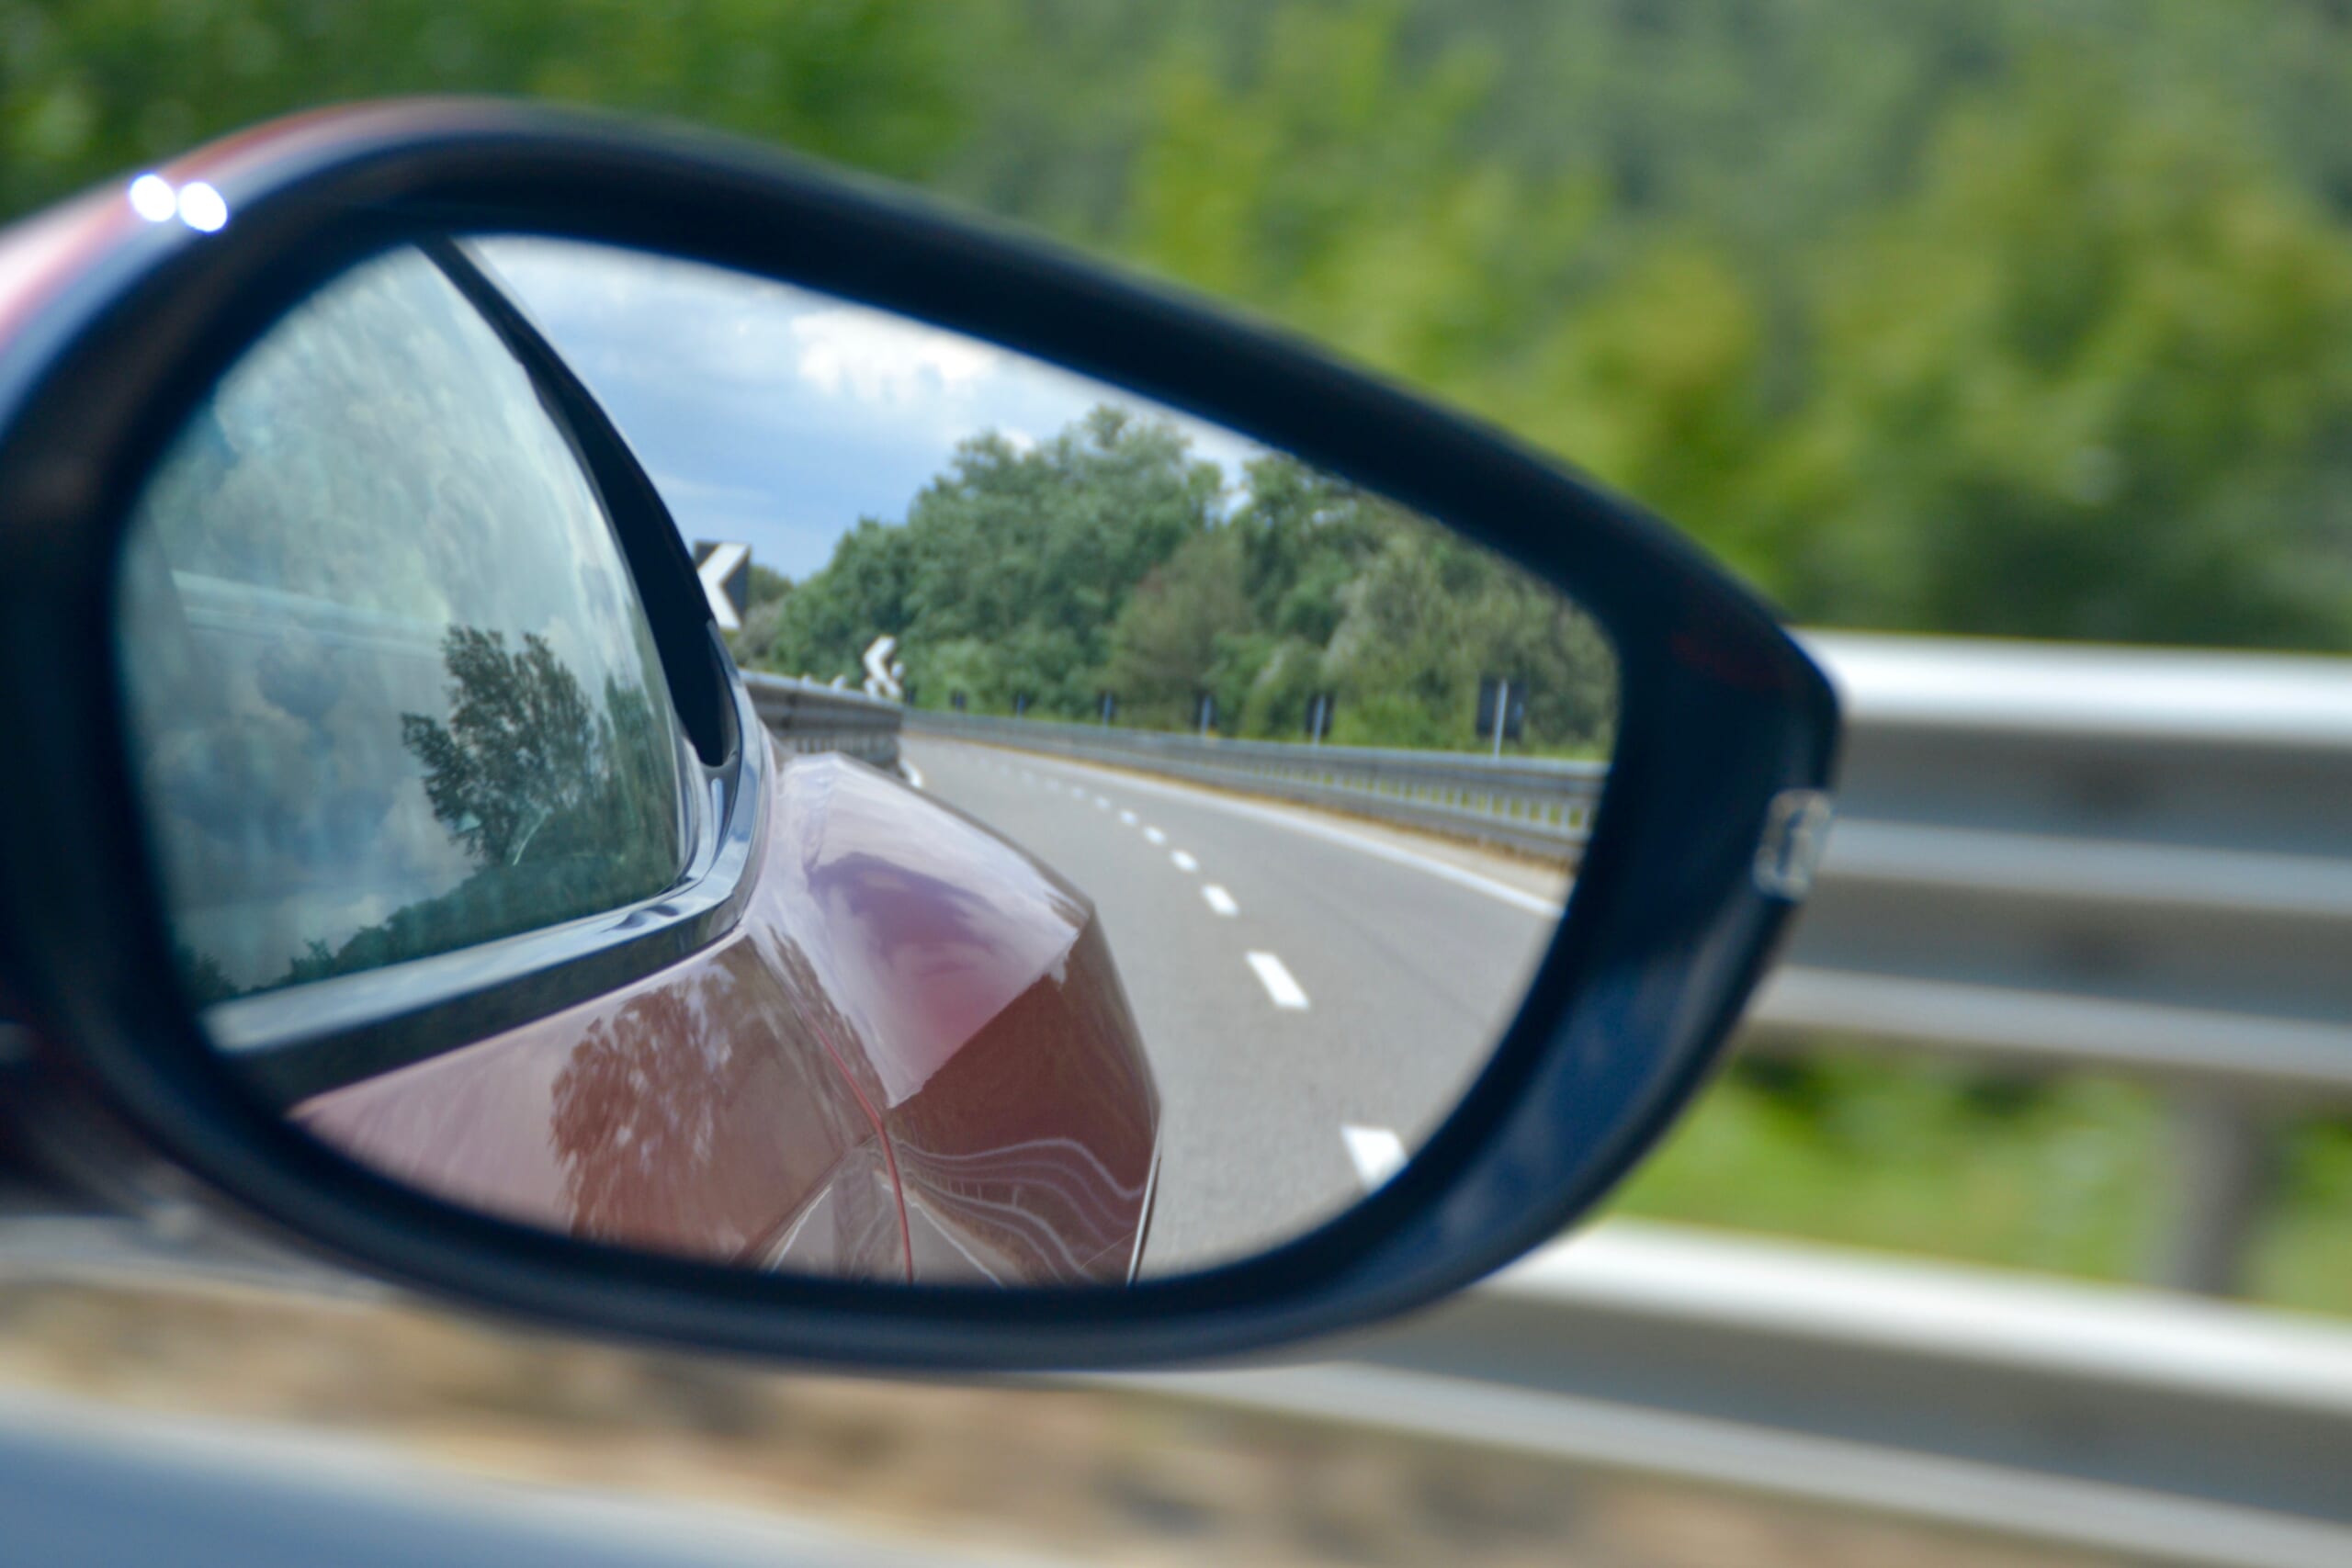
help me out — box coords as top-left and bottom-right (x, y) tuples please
(175, 182), (229, 233)
(1341, 1125), (1408, 1190)
(127, 174), (177, 223)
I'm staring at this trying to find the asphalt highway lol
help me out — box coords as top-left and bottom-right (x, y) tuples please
(900, 738), (1570, 1277)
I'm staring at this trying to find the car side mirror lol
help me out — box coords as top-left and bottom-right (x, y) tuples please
(0, 103), (1837, 1371)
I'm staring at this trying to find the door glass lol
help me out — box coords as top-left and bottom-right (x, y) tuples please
(117, 245), (685, 1005)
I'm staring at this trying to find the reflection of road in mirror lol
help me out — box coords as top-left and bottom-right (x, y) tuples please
(132, 234), (1616, 1287)
(469, 237), (1615, 1277)
(902, 739), (1569, 1277)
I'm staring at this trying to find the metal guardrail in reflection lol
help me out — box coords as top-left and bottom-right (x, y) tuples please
(740, 671), (900, 772)
(903, 708), (1605, 859)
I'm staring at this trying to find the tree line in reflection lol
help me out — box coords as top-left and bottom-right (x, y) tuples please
(185, 625), (680, 1003)
(743, 411), (1619, 755)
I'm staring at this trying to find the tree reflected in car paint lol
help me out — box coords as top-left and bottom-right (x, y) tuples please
(296, 744), (1160, 1285)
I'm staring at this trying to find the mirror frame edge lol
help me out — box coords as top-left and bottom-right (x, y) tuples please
(0, 99), (1840, 1371)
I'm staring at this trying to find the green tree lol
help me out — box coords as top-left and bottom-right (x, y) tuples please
(36, 0), (2352, 651)
(1767, 64), (2352, 646)
(1102, 526), (1251, 728)
(766, 407), (1617, 751)
(402, 627), (602, 868)
(764, 518), (916, 683)
(728, 564), (794, 666)
(765, 409), (1222, 715)
(0, 0), (988, 219)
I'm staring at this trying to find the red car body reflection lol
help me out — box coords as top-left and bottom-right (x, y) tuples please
(297, 751), (1161, 1285)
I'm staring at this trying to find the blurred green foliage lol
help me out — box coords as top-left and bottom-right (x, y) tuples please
(13, 0), (2352, 649)
(1617, 1055), (2165, 1284)
(1108, 3), (2352, 647)
(1616, 1054), (2352, 1318)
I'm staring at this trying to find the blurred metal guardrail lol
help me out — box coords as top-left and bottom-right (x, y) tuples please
(5, 633), (2342, 1565)
(1766, 633), (2352, 1297)
(740, 671), (900, 772)
(1109, 1221), (2352, 1568)
(884, 633), (2352, 1298)
(903, 708), (1605, 859)
(8, 1212), (2348, 1568)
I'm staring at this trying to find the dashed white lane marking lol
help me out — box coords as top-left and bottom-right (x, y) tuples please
(1119, 809), (1138, 826)
(1202, 884), (1238, 917)
(1170, 850), (1199, 873)
(1143, 827), (1167, 845)
(1012, 753), (1560, 918)
(901, 761), (925, 791)
(1342, 1124), (1407, 1189)
(1094, 795), (1112, 809)
(1246, 951), (1309, 1010)
(1046, 779), (1062, 793)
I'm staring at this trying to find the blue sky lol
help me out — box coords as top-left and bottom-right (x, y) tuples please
(475, 239), (1267, 582)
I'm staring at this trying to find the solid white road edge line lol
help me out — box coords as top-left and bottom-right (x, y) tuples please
(1202, 884), (1238, 917)
(1247, 952), (1310, 1010)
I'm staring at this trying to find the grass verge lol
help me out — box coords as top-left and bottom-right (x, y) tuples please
(1611, 1050), (2352, 1319)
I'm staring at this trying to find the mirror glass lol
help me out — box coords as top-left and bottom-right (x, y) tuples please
(115, 236), (1619, 1286)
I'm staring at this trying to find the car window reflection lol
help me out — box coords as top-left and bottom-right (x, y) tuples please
(117, 246), (686, 1003)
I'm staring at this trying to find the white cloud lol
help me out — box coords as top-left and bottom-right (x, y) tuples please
(789, 307), (1000, 405)
(472, 237), (1279, 578)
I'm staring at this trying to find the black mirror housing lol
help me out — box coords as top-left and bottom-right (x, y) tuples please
(0, 102), (1837, 1371)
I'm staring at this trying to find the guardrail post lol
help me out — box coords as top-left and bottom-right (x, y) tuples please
(2152, 1089), (2270, 1298)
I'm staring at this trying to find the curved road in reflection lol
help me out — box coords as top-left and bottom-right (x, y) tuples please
(901, 738), (1568, 1277)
